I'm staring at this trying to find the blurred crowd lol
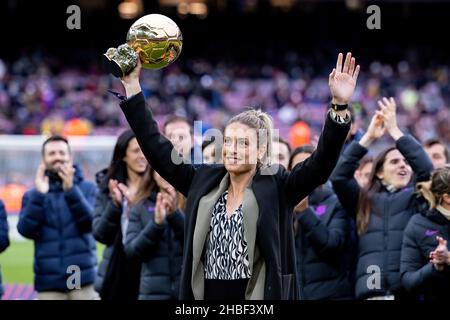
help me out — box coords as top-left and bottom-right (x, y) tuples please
(0, 52), (449, 147)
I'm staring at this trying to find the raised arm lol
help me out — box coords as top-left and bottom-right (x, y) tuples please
(377, 98), (432, 182)
(285, 52), (357, 205)
(331, 111), (384, 217)
(118, 61), (195, 197)
(330, 142), (365, 218)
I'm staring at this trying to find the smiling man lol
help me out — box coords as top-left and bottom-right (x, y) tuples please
(17, 135), (98, 300)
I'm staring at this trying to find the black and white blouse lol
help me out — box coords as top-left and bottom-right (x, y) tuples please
(204, 190), (251, 280)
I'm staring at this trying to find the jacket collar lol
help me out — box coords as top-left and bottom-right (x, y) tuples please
(424, 208), (450, 225)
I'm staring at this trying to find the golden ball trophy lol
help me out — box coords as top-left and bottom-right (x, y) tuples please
(103, 14), (183, 77)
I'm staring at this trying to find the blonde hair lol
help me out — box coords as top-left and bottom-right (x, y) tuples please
(227, 108), (273, 167)
(417, 166), (450, 208)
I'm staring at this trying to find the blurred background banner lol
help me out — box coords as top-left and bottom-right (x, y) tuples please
(0, 0), (449, 298)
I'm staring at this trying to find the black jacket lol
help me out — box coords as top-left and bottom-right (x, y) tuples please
(119, 92), (350, 300)
(0, 200), (9, 298)
(401, 209), (450, 300)
(92, 169), (141, 300)
(331, 136), (433, 299)
(295, 185), (355, 299)
(124, 193), (184, 300)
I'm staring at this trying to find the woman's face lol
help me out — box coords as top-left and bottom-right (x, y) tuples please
(223, 122), (264, 174)
(123, 138), (148, 174)
(377, 149), (412, 189)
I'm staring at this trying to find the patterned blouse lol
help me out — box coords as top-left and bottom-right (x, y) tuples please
(204, 190), (251, 280)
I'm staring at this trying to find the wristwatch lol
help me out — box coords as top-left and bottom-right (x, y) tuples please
(330, 102), (348, 111)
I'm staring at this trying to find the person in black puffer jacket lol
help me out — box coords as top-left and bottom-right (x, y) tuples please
(401, 166), (450, 300)
(0, 200), (9, 300)
(289, 146), (355, 300)
(331, 98), (433, 300)
(124, 172), (184, 300)
(93, 130), (153, 300)
(17, 136), (98, 300)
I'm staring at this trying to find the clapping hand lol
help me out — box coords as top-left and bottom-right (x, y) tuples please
(429, 236), (450, 271)
(35, 162), (50, 194)
(375, 97), (404, 141)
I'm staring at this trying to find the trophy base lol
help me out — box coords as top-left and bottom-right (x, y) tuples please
(102, 54), (124, 78)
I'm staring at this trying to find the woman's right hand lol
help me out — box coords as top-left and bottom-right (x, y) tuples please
(359, 112), (385, 148)
(120, 59), (143, 98)
(154, 192), (167, 225)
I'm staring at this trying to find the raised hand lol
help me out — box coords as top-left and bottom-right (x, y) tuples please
(359, 112), (385, 148)
(120, 58), (142, 98)
(329, 52), (360, 105)
(35, 162), (49, 194)
(108, 179), (123, 207)
(375, 97), (403, 141)
(154, 192), (167, 225)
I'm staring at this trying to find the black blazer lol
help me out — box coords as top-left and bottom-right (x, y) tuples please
(119, 92), (350, 299)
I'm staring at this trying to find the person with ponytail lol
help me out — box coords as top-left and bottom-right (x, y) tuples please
(331, 97), (434, 299)
(400, 166), (450, 300)
(115, 53), (358, 300)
